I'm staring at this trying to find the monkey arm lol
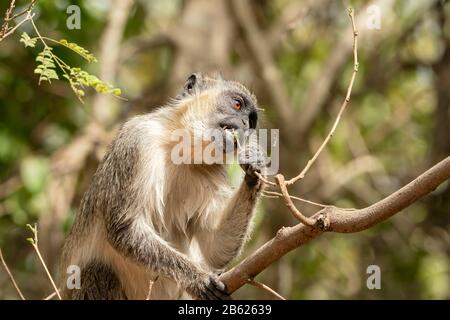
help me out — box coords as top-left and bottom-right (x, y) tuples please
(105, 216), (229, 299)
(197, 178), (262, 271)
(197, 134), (266, 271)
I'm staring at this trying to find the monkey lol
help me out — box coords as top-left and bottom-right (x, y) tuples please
(59, 72), (267, 300)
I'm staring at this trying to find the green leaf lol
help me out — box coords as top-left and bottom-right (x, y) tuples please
(66, 66), (122, 99)
(20, 32), (36, 48)
(58, 39), (98, 63)
(34, 47), (59, 84)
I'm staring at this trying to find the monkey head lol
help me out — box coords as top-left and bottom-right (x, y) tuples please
(173, 72), (259, 163)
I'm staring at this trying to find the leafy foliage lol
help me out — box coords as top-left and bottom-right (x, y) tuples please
(63, 67), (122, 100)
(34, 47), (59, 84)
(19, 32), (36, 48)
(58, 39), (98, 63)
(18, 32), (121, 100)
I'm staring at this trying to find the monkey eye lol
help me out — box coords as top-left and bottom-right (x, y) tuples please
(232, 98), (243, 110)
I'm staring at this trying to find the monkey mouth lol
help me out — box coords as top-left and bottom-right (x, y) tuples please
(219, 122), (240, 131)
(217, 123), (244, 151)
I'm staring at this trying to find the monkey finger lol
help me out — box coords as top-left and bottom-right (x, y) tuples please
(205, 285), (232, 300)
(208, 278), (232, 300)
(211, 277), (226, 291)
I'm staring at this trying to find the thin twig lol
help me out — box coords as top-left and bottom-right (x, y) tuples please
(255, 172), (276, 186)
(286, 7), (358, 186)
(27, 224), (62, 300)
(0, 11), (35, 42)
(8, 0), (36, 21)
(0, 248), (26, 300)
(261, 193), (279, 199)
(43, 291), (57, 300)
(247, 278), (286, 300)
(262, 190), (327, 208)
(275, 174), (316, 226)
(146, 280), (155, 300)
(0, 0), (16, 38)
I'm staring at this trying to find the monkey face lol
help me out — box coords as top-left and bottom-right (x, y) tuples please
(180, 73), (259, 156)
(172, 73), (261, 165)
(214, 91), (258, 154)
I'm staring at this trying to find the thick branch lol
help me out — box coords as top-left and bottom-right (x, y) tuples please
(220, 156), (450, 293)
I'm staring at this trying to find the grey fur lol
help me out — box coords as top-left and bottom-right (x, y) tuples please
(60, 73), (265, 300)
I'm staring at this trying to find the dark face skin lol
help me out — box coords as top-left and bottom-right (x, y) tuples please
(179, 73), (259, 153)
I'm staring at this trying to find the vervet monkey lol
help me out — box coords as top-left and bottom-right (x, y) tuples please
(60, 73), (267, 300)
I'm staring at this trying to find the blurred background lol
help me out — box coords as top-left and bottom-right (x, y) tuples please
(0, 0), (449, 299)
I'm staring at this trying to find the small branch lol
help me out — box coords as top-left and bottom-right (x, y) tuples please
(286, 8), (359, 186)
(7, 0), (36, 21)
(0, 11), (35, 42)
(43, 291), (57, 300)
(0, 0), (16, 39)
(247, 278), (286, 300)
(0, 248), (26, 300)
(27, 224), (62, 300)
(255, 172), (276, 186)
(220, 156), (450, 294)
(275, 174), (317, 226)
(262, 190), (327, 208)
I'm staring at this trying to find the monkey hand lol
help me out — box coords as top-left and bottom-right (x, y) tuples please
(186, 272), (231, 300)
(238, 141), (268, 188)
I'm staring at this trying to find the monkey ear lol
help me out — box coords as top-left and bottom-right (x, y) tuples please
(184, 73), (199, 94)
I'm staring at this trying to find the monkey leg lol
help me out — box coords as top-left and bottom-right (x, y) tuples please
(70, 260), (127, 300)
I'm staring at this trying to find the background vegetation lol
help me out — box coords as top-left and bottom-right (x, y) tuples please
(0, 0), (449, 299)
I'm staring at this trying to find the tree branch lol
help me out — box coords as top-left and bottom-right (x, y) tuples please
(295, 0), (437, 144)
(286, 7), (358, 185)
(0, 5), (35, 42)
(220, 156), (450, 293)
